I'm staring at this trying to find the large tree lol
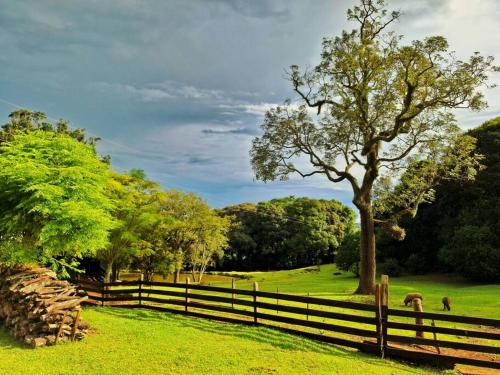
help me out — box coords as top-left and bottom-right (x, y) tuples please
(98, 169), (164, 282)
(0, 130), (115, 276)
(250, 0), (497, 293)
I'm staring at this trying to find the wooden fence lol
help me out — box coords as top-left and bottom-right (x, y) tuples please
(73, 276), (500, 370)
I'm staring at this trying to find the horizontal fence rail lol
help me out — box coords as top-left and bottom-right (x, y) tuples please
(73, 277), (500, 370)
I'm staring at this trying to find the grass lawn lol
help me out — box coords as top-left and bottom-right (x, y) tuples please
(0, 307), (445, 375)
(2, 265), (495, 374)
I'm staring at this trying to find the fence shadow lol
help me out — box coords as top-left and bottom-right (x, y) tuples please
(89, 306), (427, 374)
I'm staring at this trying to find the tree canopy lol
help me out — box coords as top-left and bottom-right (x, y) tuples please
(218, 197), (355, 271)
(0, 130), (115, 274)
(376, 117), (500, 281)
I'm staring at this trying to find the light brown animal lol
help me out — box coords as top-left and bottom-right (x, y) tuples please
(404, 293), (423, 306)
(442, 296), (451, 311)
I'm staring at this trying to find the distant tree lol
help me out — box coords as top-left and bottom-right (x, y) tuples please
(271, 197), (355, 268)
(0, 109), (100, 146)
(97, 169), (164, 282)
(186, 214), (229, 282)
(219, 203), (259, 271)
(0, 131), (115, 276)
(336, 231), (361, 276)
(156, 190), (228, 283)
(219, 197), (355, 271)
(250, 0), (496, 293)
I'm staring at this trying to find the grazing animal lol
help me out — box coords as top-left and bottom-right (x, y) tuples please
(404, 293), (423, 307)
(442, 296), (451, 311)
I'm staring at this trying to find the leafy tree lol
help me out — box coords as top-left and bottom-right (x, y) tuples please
(439, 224), (499, 281)
(272, 197), (355, 268)
(250, 0), (497, 293)
(155, 190), (228, 283)
(186, 214), (229, 282)
(219, 203), (259, 271)
(98, 169), (164, 282)
(0, 131), (115, 275)
(219, 197), (355, 271)
(0, 109), (100, 146)
(336, 231), (361, 276)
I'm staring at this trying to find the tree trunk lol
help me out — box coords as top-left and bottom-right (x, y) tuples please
(111, 263), (120, 282)
(355, 205), (376, 295)
(174, 269), (180, 284)
(104, 261), (113, 284)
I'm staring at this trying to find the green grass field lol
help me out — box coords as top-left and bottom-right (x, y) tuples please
(0, 307), (445, 375)
(0, 264), (498, 374)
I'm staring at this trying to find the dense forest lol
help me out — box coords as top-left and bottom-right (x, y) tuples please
(217, 197), (355, 271)
(338, 118), (500, 282)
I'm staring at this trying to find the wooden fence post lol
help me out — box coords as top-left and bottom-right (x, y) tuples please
(276, 288), (279, 315)
(306, 292), (310, 321)
(101, 282), (105, 307)
(231, 278), (235, 310)
(380, 275), (389, 358)
(185, 277), (190, 313)
(253, 282), (259, 324)
(375, 283), (382, 357)
(138, 273), (143, 306)
(413, 298), (424, 338)
(431, 320), (440, 354)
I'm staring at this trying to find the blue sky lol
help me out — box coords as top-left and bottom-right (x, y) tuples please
(0, 0), (499, 209)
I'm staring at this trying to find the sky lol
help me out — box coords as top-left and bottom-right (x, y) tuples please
(0, 0), (499, 209)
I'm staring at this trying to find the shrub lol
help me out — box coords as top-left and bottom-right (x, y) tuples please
(438, 225), (500, 282)
(336, 231), (360, 276)
(378, 258), (401, 277)
(404, 253), (427, 275)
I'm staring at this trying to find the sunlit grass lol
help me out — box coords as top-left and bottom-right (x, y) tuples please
(0, 307), (444, 375)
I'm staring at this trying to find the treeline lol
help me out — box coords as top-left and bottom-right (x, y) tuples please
(0, 110), (229, 283)
(0, 110), (357, 282)
(337, 117), (500, 282)
(218, 197), (356, 271)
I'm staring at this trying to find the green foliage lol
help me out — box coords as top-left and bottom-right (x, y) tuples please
(219, 197), (356, 270)
(0, 109), (99, 146)
(374, 117), (500, 281)
(335, 231), (360, 276)
(133, 190), (229, 282)
(0, 131), (115, 268)
(186, 213), (229, 282)
(378, 258), (401, 277)
(438, 225), (499, 281)
(373, 134), (483, 238)
(98, 170), (164, 282)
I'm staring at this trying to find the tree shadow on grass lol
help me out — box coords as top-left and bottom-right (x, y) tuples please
(90, 307), (430, 374)
(93, 306), (347, 354)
